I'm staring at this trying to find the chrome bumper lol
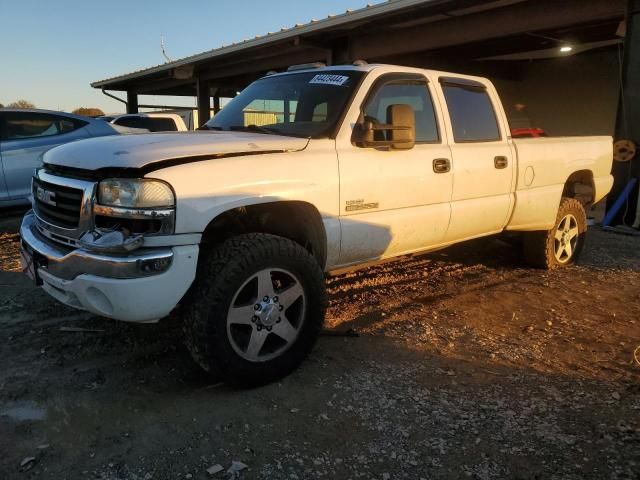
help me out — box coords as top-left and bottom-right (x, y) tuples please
(20, 211), (174, 280)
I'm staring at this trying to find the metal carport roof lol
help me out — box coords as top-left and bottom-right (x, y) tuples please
(92, 0), (626, 98)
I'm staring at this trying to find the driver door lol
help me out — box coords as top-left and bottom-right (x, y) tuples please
(337, 74), (453, 265)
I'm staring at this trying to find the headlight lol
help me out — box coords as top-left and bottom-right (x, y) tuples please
(98, 179), (175, 209)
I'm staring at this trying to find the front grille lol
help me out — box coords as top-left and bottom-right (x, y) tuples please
(33, 178), (83, 228)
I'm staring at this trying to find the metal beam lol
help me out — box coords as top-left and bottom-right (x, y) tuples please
(607, 0), (640, 225)
(332, 39), (352, 65)
(196, 77), (211, 126)
(121, 46), (324, 96)
(126, 91), (138, 114)
(350, 0), (626, 60)
(101, 89), (127, 106)
(138, 104), (196, 110)
(293, 36), (333, 65)
(198, 47), (329, 82)
(135, 77), (196, 95)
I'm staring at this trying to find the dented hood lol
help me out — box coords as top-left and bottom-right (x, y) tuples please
(44, 131), (310, 172)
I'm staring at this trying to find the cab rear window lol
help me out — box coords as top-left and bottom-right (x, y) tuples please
(114, 116), (178, 132)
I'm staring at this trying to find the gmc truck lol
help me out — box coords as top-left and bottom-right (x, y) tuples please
(19, 63), (613, 385)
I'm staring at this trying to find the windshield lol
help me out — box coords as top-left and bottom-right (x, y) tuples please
(204, 70), (365, 138)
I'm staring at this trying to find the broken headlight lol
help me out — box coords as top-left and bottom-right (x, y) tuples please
(98, 179), (175, 209)
(93, 179), (176, 238)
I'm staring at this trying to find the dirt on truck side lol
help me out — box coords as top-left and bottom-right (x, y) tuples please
(1, 212), (639, 480)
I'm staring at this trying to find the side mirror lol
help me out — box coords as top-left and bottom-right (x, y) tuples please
(356, 104), (416, 150)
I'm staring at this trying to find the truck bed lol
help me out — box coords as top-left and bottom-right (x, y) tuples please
(507, 136), (613, 231)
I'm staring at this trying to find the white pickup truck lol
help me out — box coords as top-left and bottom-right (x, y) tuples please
(20, 63), (613, 385)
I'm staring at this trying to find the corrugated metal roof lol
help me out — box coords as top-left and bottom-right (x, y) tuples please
(91, 0), (443, 88)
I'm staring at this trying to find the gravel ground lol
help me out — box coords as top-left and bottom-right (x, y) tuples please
(0, 211), (639, 480)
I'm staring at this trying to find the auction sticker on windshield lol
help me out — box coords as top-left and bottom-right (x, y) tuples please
(309, 74), (350, 86)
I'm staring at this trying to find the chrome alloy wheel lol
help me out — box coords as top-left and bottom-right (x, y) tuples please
(553, 214), (579, 263)
(226, 268), (306, 362)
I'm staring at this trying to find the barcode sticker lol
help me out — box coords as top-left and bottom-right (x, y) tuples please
(309, 74), (349, 86)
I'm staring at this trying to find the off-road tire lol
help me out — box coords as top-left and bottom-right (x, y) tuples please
(183, 233), (326, 386)
(523, 197), (587, 269)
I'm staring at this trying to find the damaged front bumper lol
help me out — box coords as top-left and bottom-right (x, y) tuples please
(20, 211), (198, 322)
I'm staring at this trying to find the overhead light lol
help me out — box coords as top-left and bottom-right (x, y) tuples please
(560, 46), (573, 53)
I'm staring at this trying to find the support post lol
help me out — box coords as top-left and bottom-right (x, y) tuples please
(213, 95), (221, 114)
(126, 91), (138, 114)
(325, 49), (333, 66)
(607, 0), (640, 225)
(332, 40), (351, 65)
(196, 77), (211, 127)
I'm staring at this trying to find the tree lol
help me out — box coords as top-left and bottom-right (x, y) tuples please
(7, 100), (35, 109)
(72, 107), (105, 117)
(0, 103), (4, 109)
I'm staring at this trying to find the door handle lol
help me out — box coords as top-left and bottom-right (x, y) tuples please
(494, 156), (509, 169)
(433, 158), (451, 173)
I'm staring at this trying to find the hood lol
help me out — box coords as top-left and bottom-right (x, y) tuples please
(44, 131), (310, 173)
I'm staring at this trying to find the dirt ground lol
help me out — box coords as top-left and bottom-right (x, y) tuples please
(1, 210), (639, 480)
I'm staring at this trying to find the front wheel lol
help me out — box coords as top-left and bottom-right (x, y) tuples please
(183, 233), (326, 386)
(523, 197), (587, 269)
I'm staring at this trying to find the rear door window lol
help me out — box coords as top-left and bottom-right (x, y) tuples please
(3, 112), (87, 140)
(442, 84), (501, 142)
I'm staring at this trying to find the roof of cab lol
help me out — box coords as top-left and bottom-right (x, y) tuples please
(261, 63), (491, 85)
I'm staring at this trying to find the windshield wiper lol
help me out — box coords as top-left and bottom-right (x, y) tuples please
(207, 124), (309, 138)
(229, 124), (280, 135)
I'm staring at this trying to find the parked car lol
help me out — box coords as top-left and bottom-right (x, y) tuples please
(0, 109), (128, 207)
(100, 113), (188, 132)
(20, 64), (613, 385)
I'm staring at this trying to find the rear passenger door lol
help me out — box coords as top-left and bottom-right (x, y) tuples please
(438, 77), (515, 242)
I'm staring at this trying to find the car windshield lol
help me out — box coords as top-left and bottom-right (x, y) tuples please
(204, 70), (365, 138)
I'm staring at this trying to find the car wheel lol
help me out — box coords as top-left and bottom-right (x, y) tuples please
(523, 197), (587, 269)
(183, 233), (326, 386)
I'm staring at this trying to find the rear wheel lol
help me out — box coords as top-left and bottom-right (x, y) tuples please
(523, 197), (587, 269)
(183, 233), (326, 386)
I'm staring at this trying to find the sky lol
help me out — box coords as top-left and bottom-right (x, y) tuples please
(0, 0), (382, 114)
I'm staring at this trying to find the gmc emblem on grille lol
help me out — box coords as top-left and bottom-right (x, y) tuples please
(36, 186), (57, 206)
